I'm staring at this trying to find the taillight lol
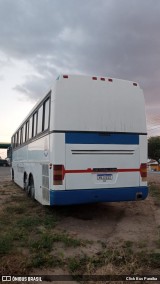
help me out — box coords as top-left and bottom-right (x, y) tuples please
(140, 163), (147, 181)
(53, 165), (65, 185)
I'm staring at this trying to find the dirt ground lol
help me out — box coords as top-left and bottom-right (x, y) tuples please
(0, 168), (160, 283)
(0, 166), (11, 181)
(0, 168), (159, 246)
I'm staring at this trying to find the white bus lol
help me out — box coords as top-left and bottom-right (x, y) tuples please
(11, 75), (148, 206)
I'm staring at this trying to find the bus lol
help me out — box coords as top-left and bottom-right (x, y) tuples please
(11, 75), (148, 205)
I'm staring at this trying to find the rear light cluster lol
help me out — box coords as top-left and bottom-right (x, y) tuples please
(92, 77), (113, 82)
(140, 163), (147, 181)
(53, 165), (65, 185)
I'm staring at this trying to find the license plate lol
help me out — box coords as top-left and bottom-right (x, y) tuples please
(97, 174), (113, 182)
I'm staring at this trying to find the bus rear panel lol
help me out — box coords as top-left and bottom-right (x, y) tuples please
(50, 75), (147, 205)
(50, 132), (147, 205)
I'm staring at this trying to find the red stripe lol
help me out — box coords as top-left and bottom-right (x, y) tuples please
(64, 168), (93, 174)
(64, 168), (140, 174)
(117, 169), (140, 173)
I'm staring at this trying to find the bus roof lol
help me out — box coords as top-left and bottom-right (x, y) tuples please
(53, 75), (146, 134)
(12, 75), (146, 136)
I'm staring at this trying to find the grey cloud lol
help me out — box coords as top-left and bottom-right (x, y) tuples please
(0, 0), (160, 111)
(14, 74), (52, 101)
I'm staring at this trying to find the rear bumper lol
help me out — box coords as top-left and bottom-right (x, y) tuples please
(50, 186), (148, 206)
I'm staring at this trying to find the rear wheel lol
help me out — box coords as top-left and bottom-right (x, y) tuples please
(27, 175), (35, 200)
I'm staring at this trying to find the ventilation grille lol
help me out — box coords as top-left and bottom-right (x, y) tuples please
(42, 188), (49, 201)
(42, 164), (49, 201)
(71, 150), (134, 155)
(42, 164), (49, 176)
(42, 176), (49, 189)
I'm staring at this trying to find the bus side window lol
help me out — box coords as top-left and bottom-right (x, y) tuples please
(33, 112), (37, 137)
(25, 121), (29, 141)
(20, 127), (23, 145)
(19, 129), (21, 146)
(23, 124), (26, 143)
(37, 105), (43, 134)
(16, 132), (19, 147)
(43, 98), (50, 131)
(12, 136), (13, 148)
(12, 135), (15, 148)
(29, 117), (33, 139)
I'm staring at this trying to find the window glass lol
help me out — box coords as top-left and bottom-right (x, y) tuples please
(43, 99), (50, 131)
(21, 127), (23, 144)
(33, 112), (37, 137)
(29, 117), (33, 139)
(25, 121), (29, 141)
(23, 124), (26, 143)
(20, 128), (23, 145)
(37, 105), (43, 134)
(16, 132), (19, 147)
(14, 136), (16, 148)
(12, 136), (15, 148)
(18, 130), (21, 145)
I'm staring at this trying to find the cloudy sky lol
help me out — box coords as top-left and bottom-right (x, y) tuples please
(0, 0), (160, 157)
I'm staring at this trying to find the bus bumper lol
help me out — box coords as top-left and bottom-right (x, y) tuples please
(50, 186), (148, 206)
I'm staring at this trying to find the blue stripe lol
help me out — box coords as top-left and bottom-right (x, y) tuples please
(65, 132), (139, 144)
(50, 186), (148, 205)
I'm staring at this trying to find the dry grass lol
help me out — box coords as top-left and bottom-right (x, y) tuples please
(0, 178), (160, 281)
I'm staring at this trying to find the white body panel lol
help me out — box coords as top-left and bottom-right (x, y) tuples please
(53, 76), (146, 133)
(12, 136), (50, 205)
(65, 143), (140, 190)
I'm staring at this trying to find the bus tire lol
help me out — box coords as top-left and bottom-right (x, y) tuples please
(27, 175), (35, 200)
(23, 173), (28, 191)
(12, 169), (14, 181)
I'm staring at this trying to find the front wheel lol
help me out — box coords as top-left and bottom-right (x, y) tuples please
(23, 173), (28, 191)
(12, 169), (14, 181)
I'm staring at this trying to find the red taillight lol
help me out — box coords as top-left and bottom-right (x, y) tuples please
(133, 82), (137, 86)
(63, 75), (68, 79)
(92, 77), (97, 80)
(140, 163), (147, 181)
(53, 165), (65, 185)
(100, 77), (105, 81)
(108, 78), (113, 82)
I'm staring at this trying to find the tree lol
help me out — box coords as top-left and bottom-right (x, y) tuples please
(148, 136), (160, 163)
